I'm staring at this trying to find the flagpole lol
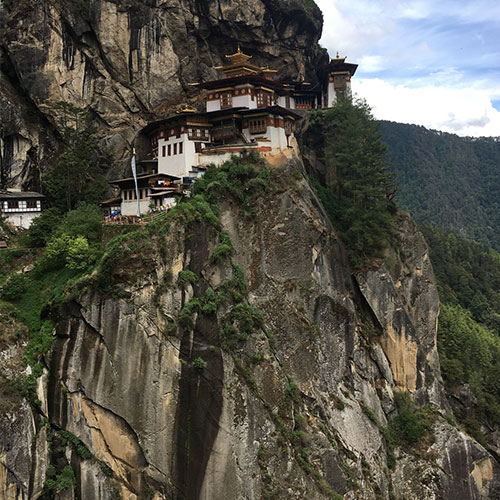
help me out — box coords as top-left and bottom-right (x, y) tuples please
(131, 147), (141, 217)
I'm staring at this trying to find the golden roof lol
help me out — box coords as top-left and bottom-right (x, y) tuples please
(331, 51), (347, 62)
(225, 45), (253, 63)
(211, 46), (279, 80)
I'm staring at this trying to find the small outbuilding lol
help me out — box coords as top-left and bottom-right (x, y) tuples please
(0, 190), (44, 229)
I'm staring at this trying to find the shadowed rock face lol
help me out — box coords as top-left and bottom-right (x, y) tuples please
(2, 159), (500, 499)
(0, 0), (326, 187)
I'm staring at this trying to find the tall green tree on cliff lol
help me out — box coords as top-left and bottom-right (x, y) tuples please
(43, 102), (110, 212)
(309, 97), (396, 267)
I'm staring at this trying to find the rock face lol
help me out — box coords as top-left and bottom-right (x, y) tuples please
(2, 159), (500, 499)
(0, 0), (326, 187)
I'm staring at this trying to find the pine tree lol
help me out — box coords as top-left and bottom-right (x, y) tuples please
(43, 102), (110, 212)
(308, 97), (396, 267)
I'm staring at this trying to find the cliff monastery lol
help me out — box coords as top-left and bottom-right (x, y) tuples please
(111, 47), (357, 216)
(1, 48), (357, 223)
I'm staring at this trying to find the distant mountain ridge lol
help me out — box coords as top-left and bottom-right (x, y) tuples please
(379, 120), (500, 251)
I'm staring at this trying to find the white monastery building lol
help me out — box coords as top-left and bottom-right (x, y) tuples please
(113, 48), (357, 216)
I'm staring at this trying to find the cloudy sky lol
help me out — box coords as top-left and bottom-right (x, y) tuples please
(315, 0), (500, 137)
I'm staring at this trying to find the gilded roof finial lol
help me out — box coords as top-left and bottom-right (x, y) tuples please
(336, 51), (340, 58)
(180, 103), (196, 113)
(237, 44), (242, 53)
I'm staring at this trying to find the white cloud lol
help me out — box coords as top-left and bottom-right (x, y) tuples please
(358, 55), (387, 73)
(353, 78), (500, 137)
(315, 0), (500, 136)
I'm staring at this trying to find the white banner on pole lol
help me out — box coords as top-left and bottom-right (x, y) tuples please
(131, 149), (141, 217)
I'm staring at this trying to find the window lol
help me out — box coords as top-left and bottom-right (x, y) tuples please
(162, 145), (166, 157)
(286, 96), (291, 108)
(195, 142), (202, 153)
(27, 200), (38, 208)
(174, 143), (177, 155)
(295, 97), (313, 110)
(249, 119), (266, 134)
(168, 145), (171, 156)
(334, 75), (346, 88)
(7, 200), (18, 209)
(256, 91), (271, 108)
(179, 142), (183, 154)
(220, 92), (233, 109)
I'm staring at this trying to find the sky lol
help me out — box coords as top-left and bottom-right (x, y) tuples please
(315, 0), (500, 137)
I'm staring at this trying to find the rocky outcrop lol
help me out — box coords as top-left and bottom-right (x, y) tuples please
(2, 158), (500, 498)
(0, 0), (326, 186)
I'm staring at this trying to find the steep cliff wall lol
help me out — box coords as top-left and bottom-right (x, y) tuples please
(2, 158), (500, 499)
(0, 0), (326, 187)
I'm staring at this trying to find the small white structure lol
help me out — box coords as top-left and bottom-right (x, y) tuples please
(323, 54), (357, 108)
(111, 173), (180, 217)
(0, 190), (44, 228)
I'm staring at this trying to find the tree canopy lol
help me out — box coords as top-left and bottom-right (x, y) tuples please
(380, 120), (500, 252)
(43, 102), (110, 212)
(305, 98), (396, 267)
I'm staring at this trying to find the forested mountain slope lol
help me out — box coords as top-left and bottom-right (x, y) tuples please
(421, 225), (500, 439)
(379, 121), (500, 251)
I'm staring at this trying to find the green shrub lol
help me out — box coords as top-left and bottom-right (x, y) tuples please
(56, 466), (75, 491)
(201, 301), (217, 315)
(178, 298), (201, 330)
(389, 392), (433, 446)
(59, 430), (93, 459)
(66, 236), (91, 270)
(27, 207), (63, 247)
(2, 273), (27, 301)
(193, 357), (206, 370)
(211, 233), (233, 262)
(24, 320), (55, 366)
(177, 270), (198, 286)
(285, 379), (299, 402)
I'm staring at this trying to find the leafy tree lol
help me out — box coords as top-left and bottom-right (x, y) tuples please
(35, 204), (103, 273)
(66, 236), (91, 271)
(27, 207), (64, 247)
(57, 203), (103, 243)
(305, 98), (396, 267)
(43, 102), (110, 211)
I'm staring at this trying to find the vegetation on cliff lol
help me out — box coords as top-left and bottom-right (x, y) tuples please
(303, 98), (396, 267)
(0, 153), (347, 498)
(43, 102), (110, 211)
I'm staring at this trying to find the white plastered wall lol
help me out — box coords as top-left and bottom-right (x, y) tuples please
(327, 81), (336, 108)
(265, 125), (289, 151)
(4, 212), (40, 229)
(232, 94), (254, 109)
(206, 100), (220, 112)
(158, 134), (197, 178)
(121, 199), (152, 216)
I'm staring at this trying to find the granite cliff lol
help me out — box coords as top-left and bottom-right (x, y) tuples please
(2, 157), (500, 499)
